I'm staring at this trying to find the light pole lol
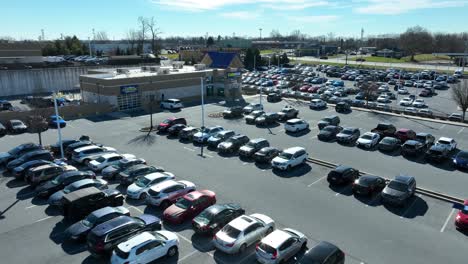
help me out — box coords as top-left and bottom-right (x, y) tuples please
(199, 77), (205, 157)
(53, 92), (64, 160)
(259, 28), (262, 39)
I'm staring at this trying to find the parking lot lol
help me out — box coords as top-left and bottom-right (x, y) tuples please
(1, 97), (468, 264)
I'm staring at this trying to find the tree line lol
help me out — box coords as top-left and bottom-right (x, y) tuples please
(243, 48), (289, 70)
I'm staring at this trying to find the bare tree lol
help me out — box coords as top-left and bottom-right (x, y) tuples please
(359, 81), (379, 106)
(145, 17), (162, 55)
(138, 16), (148, 54)
(94, 31), (109, 41)
(452, 80), (468, 121)
(399, 26), (433, 61)
(27, 115), (49, 146)
(126, 29), (139, 54)
(0, 36), (15, 42)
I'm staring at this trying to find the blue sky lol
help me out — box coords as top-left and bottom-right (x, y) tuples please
(1, 0), (467, 40)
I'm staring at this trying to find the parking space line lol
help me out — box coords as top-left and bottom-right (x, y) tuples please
(183, 147), (195, 152)
(307, 175), (327, 187)
(177, 233), (216, 259)
(439, 124), (446, 129)
(400, 195), (420, 219)
(457, 127), (465, 134)
(242, 162), (249, 165)
(25, 205), (37, 209)
(178, 250), (199, 263)
(238, 251), (256, 264)
(440, 208), (456, 233)
(129, 206), (143, 213)
(34, 216), (53, 223)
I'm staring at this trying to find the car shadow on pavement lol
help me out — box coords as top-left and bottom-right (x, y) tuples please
(402, 154), (427, 165)
(328, 184), (354, 197)
(213, 246), (256, 264)
(254, 162), (272, 170)
(256, 123), (280, 129)
(31, 196), (49, 206)
(285, 129), (311, 137)
(82, 255), (107, 264)
(143, 206), (164, 218)
(272, 164), (312, 178)
(378, 149), (401, 157)
(178, 139), (193, 145)
(427, 160), (456, 172)
(16, 185), (35, 200)
(50, 220), (71, 244)
(124, 198), (145, 207)
(190, 233), (215, 253)
(383, 196), (428, 219)
(354, 193), (383, 207)
(163, 221), (192, 233)
(239, 156), (255, 163)
(7, 178), (28, 189)
(45, 205), (62, 216)
(217, 151), (238, 158)
(336, 141), (356, 148)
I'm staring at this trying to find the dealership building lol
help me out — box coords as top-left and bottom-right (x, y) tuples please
(79, 52), (244, 111)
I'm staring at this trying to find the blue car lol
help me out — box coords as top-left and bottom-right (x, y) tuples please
(332, 80), (345, 87)
(453, 151), (468, 169)
(49, 115), (66, 128)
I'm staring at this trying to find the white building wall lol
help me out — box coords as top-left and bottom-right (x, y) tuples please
(82, 91), (118, 106)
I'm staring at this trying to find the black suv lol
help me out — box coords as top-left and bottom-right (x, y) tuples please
(335, 102), (351, 113)
(255, 112), (279, 126)
(223, 106), (244, 118)
(415, 133), (435, 149)
(207, 130), (236, 148)
(267, 93), (281, 102)
(371, 123), (396, 138)
(239, 138), (270, 158)
(217, 134), (250, 153)
(327, 165), (359, 185)
(62, 187), (125, 221)
(299, 241), (345, 264)
(381, 175), (416, 206)
(0, 142), (42, 166)
(87, 215), (162, 256)
(192, 203), (245, 235)
(318, 125), (343, 141)
(317, 115), (340, 130)
(336, 127), (360, 144)
(35, 171), (96, 198)
(6, 150), (53, 171)
(425, 145), (451, 163)
(245, 110), (265, 124)
(119, 165), (165, 185)
(401, 140), (426, 156)
(253, 147), (281, 163)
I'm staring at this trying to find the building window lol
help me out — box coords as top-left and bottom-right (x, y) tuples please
(117, 93), (142, 111)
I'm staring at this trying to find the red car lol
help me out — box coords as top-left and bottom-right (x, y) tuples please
(163, 190), (216, 224)
(394, 128), (416, 142)
(308, 86), (320, 93)
(299, 85), (310, 92)
(157, 117), (187, 132)
(455, 200), (468, 230)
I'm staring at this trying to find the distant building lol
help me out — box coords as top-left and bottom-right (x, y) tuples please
(219, 39), (252, 49)
(89, 41), (152, 55)
(359, 47), (377, 55)
(375, 49), (404, 58)
(0, 42), (43, 64)
(295, 44), (338, 57)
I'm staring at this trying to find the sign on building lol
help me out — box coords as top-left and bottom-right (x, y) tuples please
(120, 85), (139, 94)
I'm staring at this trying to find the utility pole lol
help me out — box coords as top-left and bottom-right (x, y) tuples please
(199, 77), (205, 157)
(259, 28), (262, 39)
(41, 29), (45, 41)
(463, 40), (468, 73)
(88, 37), (92, 56)
(53, 92), (64, 160)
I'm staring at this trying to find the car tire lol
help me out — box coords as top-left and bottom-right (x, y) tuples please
(140, 193), (147, 200)
(167, 246), (178, 257)
(239, 244), (247, 254)
(160, 200), (170, 209)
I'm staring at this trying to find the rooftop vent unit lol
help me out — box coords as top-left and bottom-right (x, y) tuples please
(173, 61), (185, 69)
(149, 66), (160, 72)
(158, 68), (170, 74)
(116, 68), (130, 74)
(194, 64), (206, 71)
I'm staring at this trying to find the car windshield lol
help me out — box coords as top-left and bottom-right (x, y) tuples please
(324, 127), (336, 132)
(135, 177), (151, 187)
(462, 206), (468, 214)
(438, 140), (450, 145)
(63, 185), (78, 193)
(361, 134), (372, 140)
(221, 225), (241, 238)
(51, 175), (60, 185)
(11, 121), (22, 126)
(388, 181), (408, 192)
(382, 138), (396, 144)
(162, 119), (171, 124)
(95, 156), (106, 163)
(81, 213), (99, 228)
(246, 141), (257, 147)
(279, 152), (293, 160)
(175, 198), (192, 210)
(196, 210), (215, 224)
(258, 243), (276, 254)
(341, 129), (354, 135)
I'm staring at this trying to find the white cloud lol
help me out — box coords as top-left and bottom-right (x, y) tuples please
(287, 15), (338, 23)
(153, 0), (331, 11)
(354, 0), (468, 14)
(220, 11), (260, 19)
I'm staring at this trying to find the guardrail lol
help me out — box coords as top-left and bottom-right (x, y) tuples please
(306, 157), (464, 204)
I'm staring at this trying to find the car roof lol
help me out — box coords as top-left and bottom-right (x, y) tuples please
(334, 165), (352, 173)
(30, 164), (58, 171)
(404, 140), (421, 145)
(183, 190), (206, 201)
(250, 138), (267, 143)
(283, 147), (305, 154)
(287, 118), (302, 123)
(91, 206), (129, 219)
(304, 241), (340, 261)
(148, 180), (178, 192)
(144, 172), (171, 181)
(99, 153), (120, 159)
(438, 137), (453, 142)
(397, 128), (412, 132)
(229, 215), (256, 231)
(64, 186), (101, 202)
(75, 145), (99, 152)
(261, 229), (292, 249)
(416, 133), (430, 137)
(91, 215), (138, 236)
(117, 231), (155, 252)
(394, 175), (414, 183)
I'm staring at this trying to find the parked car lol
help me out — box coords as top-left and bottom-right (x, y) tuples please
(48, 178), (108, 206)
(110, 231), (178, 264)
(435, 137), (457, 152)
(160, 99), (183, 109)
(418, 109), (433, 117)
(448, 113), (463, 122)
(71, 145), (117, 165)
(412, 99), (426, 108)
(454, 200), (468, 230)
(167, 124), (187, 136)
(178, 126), (200, 141)
(453, 151), (468, 169)
(394, 129), (416, 142)
(267, 93), (282, 102)
(284, 118), (309, 133)
(62, 187), (124, 221)
(336, 127), (360, 144)
(415, 133), (435, 149)
(253, 147), (281, 163)
(335, 102), (350, 113)
(256, 228), (307, 264)
(12, 159), (52, 179)
(48, 115), (66, 128)
(35, 170), (96, 198)
(223, 106), (244, 118)
(327, 165), (359, 185)
(157, 117), (187, 132)
(245, 110), (266, 124)
(309, 99), (327, 110)
(50, 139), (80, 154)
(88, 153), (136, 172)
(255, 112), (279, 126)
(371, 123), (396, 138)
(401, 140), (426, 156)
(378, 137), (401, 152)
(298, 241), (345, 264)
(25, 163), (77, 186)
(6, 150), (54, 171)
(65, 141), (96, 158)
(317, 115), (340, 130)
(213, 214), (275, 254)
(0, 142), (42, 166)
(64, 206), (130, 241)
(102, 158), (146, 180)
(356, 132), (380, 149)
(7, 119), (28, 134)
(207, 130), (236, 148)
(145, 180), (196, 208)
(126, 172), (175, 200)
(119, 165), (165, 185)
(193, 126), (224, 143)
(318, 125), (343, 141)
(217, 134), (250, 153)
(277, 106), (299, 121)
(352, 175), (386, 196)
(192, 203), (245, 235)
(381, 175), (416, 206)
(163, 190), (216, 224)
(239, 138), (270, 158)
(243, 103), (264, 114)
(271, 147), (308, 171)
(87, 214), (162, 257)
(425, 145), (451, 163)
(399, 98), (413, 106)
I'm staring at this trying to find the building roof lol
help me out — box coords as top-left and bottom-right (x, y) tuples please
(205, 52), (238, 68)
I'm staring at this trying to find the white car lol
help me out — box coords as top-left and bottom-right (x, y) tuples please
(376, 103), (390, 110)
(271, 147), (308, 170)
(243, 103), (263, 114)
(377, 95), (390, 103)
(88, 153), (136, 172)
(126, 172), (176, 199)
(213, 214), (275, 254)
(404, 107), (418, 114)
(284, 119), (309, 133)
(357, 132), (380, 149)
(397, 87), (409, 94)
(418, 109), (433, 117)
(160, 99), (183, 110)
(309, 99), (327, 109)
(145, 180), (196, 208)
(435, 137), (457, 151)
(192, 126), (224, 143)
(378, 86), (389, 92)
(110, 231), (179, 264)
(412, 99), (426, 108)
(256, 228), (308, 264)
(399, 97), (413, 106)
(71, 145), (117, 164)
